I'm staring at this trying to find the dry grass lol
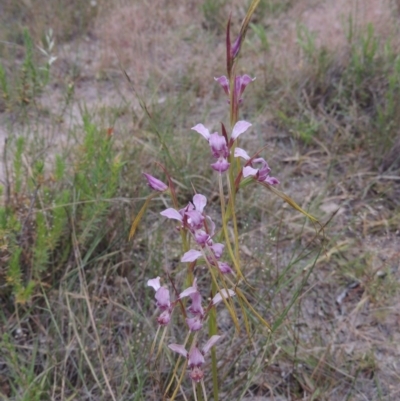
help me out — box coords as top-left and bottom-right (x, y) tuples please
(1, 0), (400, 400)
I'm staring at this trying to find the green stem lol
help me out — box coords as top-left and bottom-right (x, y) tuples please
(226, 174), (241, 272)
(180, 229), (194, 285)
(219, 174), (244, 280)
(209, 279), (219, 401)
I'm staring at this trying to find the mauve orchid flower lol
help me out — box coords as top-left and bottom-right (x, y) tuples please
(143, 173), (168, 192)
(181, 246), (233, 274)
(180, 280), (204, 316)
(192, 124), (230, 173)
(235, 148), (280, 185)
(191, 124), (227, 157)
(188, 291), (204, 316)
(160, 194), (208, 232)
(179, 279), (205, 331)
(214, 74), (255, 105)
(243, 158), (279, 185)
(147, 277), (170, 310)
(191, 121), (252, 173)
(168, 335), (222, 382)
(235, 75), (256, 100)
(147, 277), (172, 326)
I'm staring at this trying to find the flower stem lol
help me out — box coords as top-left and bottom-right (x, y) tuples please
(209, 278), (219, 401)
(218, 174), (245, 280)
(226, 166), (241, 277)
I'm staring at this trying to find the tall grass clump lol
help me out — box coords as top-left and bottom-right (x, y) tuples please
(130, 1), (323, 399)
(274, 20), (400, 170)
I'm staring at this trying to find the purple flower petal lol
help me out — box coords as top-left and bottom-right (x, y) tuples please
(252, 158), (271, 180)
(181, 249), (202, 262)
(209, 133), (229, 158)
(202, 335), (222, 354)
(237, 74), (256, 97)
(160, 208), (183, 221)
(234, 147), (250, 160)
(214, 76), (230, 96)
(157, 310), (171, 326)
(193, 194), (207, 212)
(210, 243), (224, 259)
(179, 285), (198, 299)
(265, 176), (280, 185)
(231, 120), (252, 140)
(217, 261), (233, 274)
(147, 277), (161, 291)
(211, 159), (230, 173)
(243, 166), (258, 178)
(192, 124), (211, 140)
(205, 215), (216, 237)
(169, 344), (188, 358)
(143, 173), (168, 192)
(186, 210), (204, 230)
(155, 287), (170, 310)
(245, 157), (279, 185)
(186, 316), (203, 331)
(188, 292), (204, 316)
(194, 230), (210, 246)
(188, 347), (205, 367)
(212, 289), (235, 305)
(231, 34), (242, 59)
(190, 367), (204, 383)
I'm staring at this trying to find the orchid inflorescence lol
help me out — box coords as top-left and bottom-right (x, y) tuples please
(133, 1), (315, 399)
(142, 69), (279, 396)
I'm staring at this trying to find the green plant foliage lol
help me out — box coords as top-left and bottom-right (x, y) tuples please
(2, 111), (123, 305)
(13, 137), (25, 194)
(0, 28), (55, 112)
(73, 113), (123, 245)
